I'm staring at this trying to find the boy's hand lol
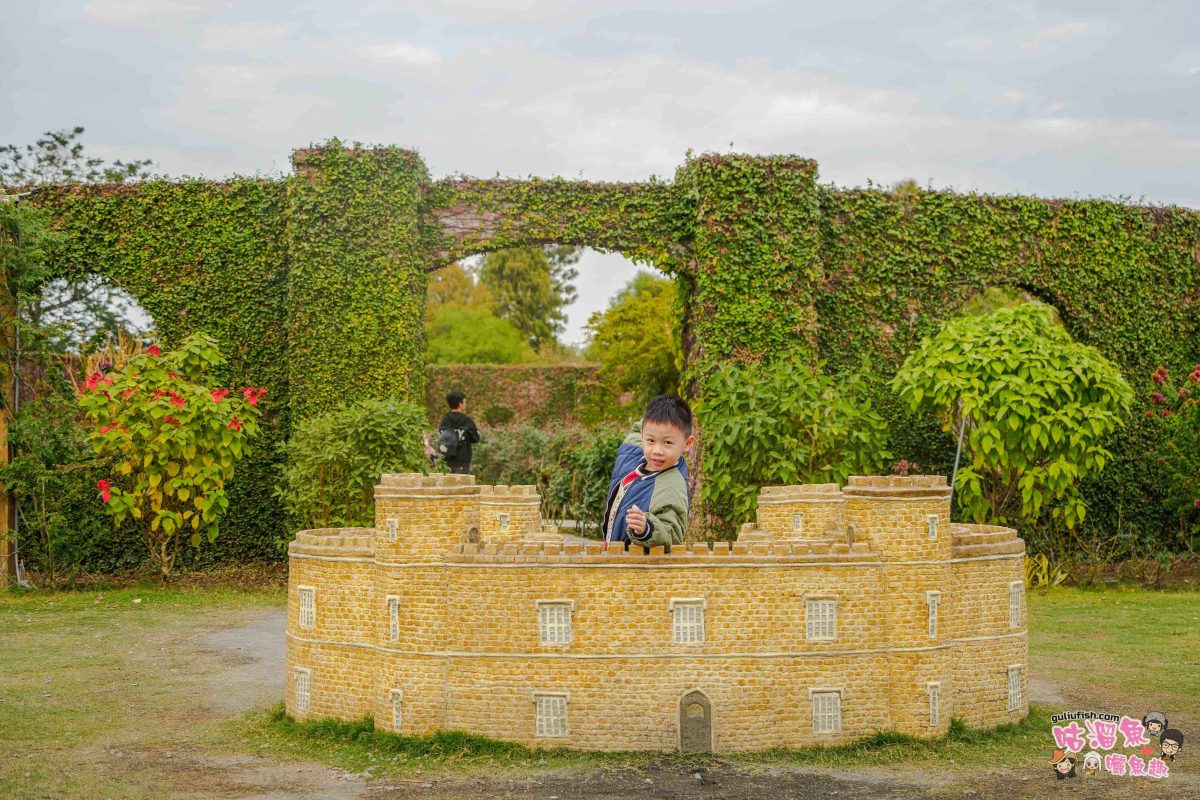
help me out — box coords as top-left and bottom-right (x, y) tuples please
(626, 505), (647, 536)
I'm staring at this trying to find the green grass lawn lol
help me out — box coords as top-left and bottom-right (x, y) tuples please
(2, 582), (1197, 796)
(0, 586), (282, 800)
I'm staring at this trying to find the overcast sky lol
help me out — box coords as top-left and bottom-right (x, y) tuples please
(5, 1), (1199, 345)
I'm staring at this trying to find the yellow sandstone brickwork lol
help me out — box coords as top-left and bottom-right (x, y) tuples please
(286, 473), (1027, 752)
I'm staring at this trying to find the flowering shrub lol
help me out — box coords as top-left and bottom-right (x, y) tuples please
(1147, 363), (1200, 542)
(77, 333), (263, 577)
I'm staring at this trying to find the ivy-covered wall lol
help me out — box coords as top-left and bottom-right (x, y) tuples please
(34, 179), (291, 563)
(815, 187), (1200, 544)
(425, 364), (617, 427)
(23, 144), (1200, 562)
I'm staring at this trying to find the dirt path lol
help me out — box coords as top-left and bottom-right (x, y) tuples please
(84, 606), (1180, 800)
(161, 608), (1192, 800)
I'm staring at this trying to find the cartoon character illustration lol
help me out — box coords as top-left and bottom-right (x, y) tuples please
(1143, 712), (1169, 738)
(1051, 748), (1078, 779)
(1160, 729), (1184, 763)
(1082, 751), (1102, 775)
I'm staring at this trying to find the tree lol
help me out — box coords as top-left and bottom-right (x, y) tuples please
(426, 305), (537, 364)
(275, 398), (428, 531)
(480, 246), (579, 350)
(892, 302), (1133, 529)
(2, 126), (154, 354)
(426, 261), (494, 316)
(585, 272), (680, 403)
(76, 334), (263, 577)
(1, 126), (153, 186)
(700, 357), (891, 535)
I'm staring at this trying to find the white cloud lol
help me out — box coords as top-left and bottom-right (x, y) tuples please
(85, 0), (216, 26)
(360, 42), (442, 69)
(1021, 19), (1100, 50)
(198, 21), (290, 51)
(1000, 89), (1025, 104)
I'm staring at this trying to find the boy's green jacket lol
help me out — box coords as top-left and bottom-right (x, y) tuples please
(602, 429), (690, 549)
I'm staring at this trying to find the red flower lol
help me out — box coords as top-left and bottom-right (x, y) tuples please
(99, 422), (120, 435)
(1152, 366), (1169, 384)
(1161, 409), (1173, 417)
(241, 387), (267, 407)
(1144, 410), (1155, 418)
(210, 389), (230, 403)
(1150, 392), (1165, 404)
(169, 392), (185, 408)
(84, 372), (112, 391)
(1191, 369), (1200, 384)
(228, 416), (242, 432)
(97, 479), (111, 504)
(151, 389), (167, 401)
(164, 416), (181, 426)
(146, 345), (161, 357)
(1194, 499), (1200, 509)
(168, 372), (180, 379)
(121, 388), (137, 398)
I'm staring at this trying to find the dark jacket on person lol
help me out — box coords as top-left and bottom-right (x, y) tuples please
(438, 411), (481, 467)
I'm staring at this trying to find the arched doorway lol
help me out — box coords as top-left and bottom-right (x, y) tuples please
(679, 689), (713, 753)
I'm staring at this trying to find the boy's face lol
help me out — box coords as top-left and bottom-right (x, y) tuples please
(1162, 738), (1182, 756)
(641, 420), (693, 472)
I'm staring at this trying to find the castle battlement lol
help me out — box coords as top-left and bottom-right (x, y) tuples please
(286, 473), (1027, 753)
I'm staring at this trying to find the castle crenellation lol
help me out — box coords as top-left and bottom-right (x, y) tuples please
(286, 472), (1027, 753)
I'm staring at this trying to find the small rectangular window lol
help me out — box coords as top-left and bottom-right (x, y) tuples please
(498, 513), (510, 531)
(927, 683), (940, 727)
(537, 601), (573, 645)
(926, 591), (940, 639)
(811, 690), (841, 734)
(671, 599), (705, 644)
(534, 693), (568, 737)
(1008, 666), (1022, 712)
(298, 586), (315, 629)
(1009, 582), (1022, 628)
(791, 512), (804, 534)
(294, 667), (311, 713)
(387, 518), (398, 541)
(927, 514), (938, 539)
(805, 599), (837, 641)
(387, 596), (400, 642)
(390, 689), (403, 732)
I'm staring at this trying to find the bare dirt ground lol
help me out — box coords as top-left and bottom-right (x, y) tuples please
(97, 608), (1194, 800)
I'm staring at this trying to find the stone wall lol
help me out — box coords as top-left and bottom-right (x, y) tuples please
(286, 473), (1027, 752)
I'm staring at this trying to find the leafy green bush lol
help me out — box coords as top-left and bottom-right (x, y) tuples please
(471, 422), (626, 536)
(892, 302), (1133, 529)
(0, 390), (123, 584)
(699, 357), (891, 535)
(275, 398), (429, 534)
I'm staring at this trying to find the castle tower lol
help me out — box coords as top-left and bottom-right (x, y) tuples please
(842, 476), (953, 736)
(373, 473), (480, 562)
(754, 484), (846, 542)
(477, 484), (543, 543)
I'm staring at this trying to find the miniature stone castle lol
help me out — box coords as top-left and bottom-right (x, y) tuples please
(285, 473), (1027, 753)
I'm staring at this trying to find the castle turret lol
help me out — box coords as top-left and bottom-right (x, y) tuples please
(478, 484), (543, 543)
(843, 475), (953, 736)
(754, 483), (846, 543)
(373, 473), (480, 562)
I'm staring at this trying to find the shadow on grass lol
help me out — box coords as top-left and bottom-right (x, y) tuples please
(236, 702), (1053, 776)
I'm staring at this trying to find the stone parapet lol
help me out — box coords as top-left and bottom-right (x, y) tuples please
(289, 528), (376, 559)
(444, 539), (876, 564)
(478, 484), (542, 541)
(755, 483), (846, 540)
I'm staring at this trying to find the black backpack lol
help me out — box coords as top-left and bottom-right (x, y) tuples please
(438, 427), (463, 460)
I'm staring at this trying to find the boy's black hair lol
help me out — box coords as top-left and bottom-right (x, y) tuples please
(1161, 729), (1184, 747)
(446, 390), (465, 410)
(642, 395), (692, 436)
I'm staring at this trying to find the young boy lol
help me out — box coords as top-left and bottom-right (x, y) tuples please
(438, 390), (481, 474)
(602, 396), (693, 551)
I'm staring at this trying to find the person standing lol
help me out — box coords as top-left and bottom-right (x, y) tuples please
(437, 390), (481, 474)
